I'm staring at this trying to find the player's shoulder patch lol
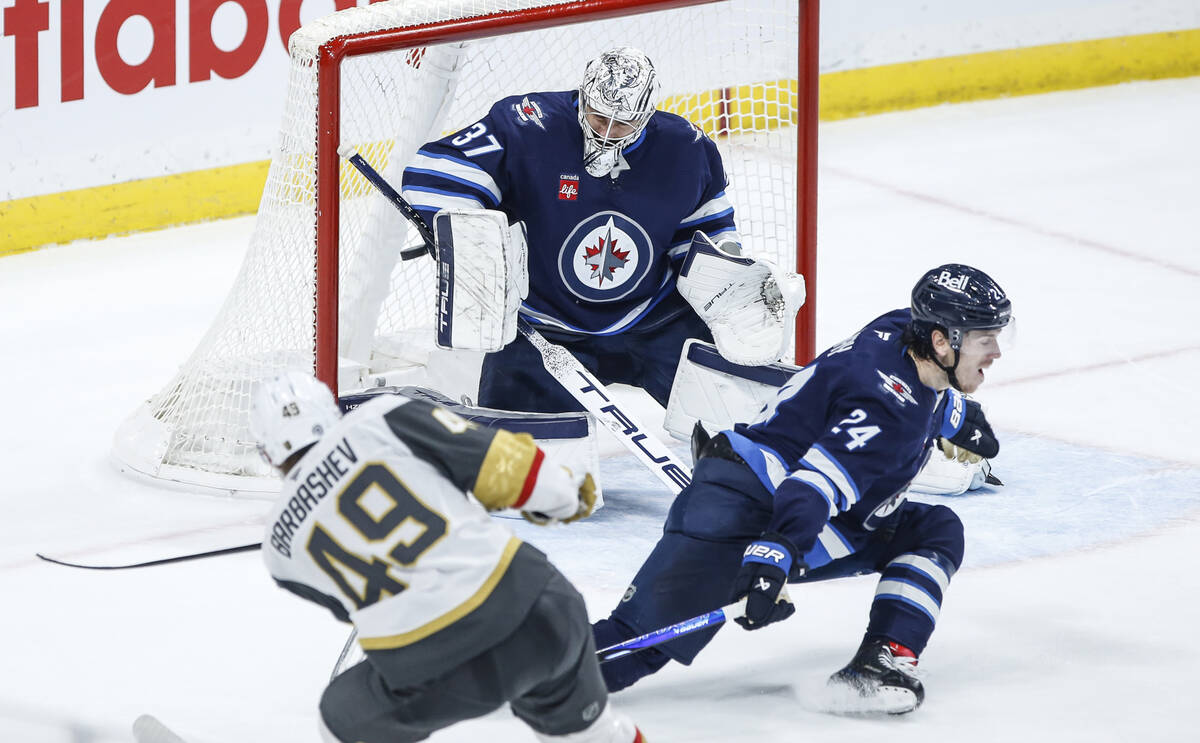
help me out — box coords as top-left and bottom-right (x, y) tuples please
(501, 90), (574, 131)
(875, 369), (919, 408)
(511, 95), (547, 130)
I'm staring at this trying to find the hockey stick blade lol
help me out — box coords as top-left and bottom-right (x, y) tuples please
(595, 598), (747, 663)
(36, 542), (261, 570)
(339, 146), (693, 495)
(133, 714), (189, 743)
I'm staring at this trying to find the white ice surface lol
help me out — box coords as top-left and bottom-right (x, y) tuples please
(2, 78), (1199, 742)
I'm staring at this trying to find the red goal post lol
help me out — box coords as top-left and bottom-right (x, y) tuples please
(112, 0), (818, 496)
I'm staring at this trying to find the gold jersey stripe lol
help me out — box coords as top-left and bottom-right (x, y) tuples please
(472, 430), (540, 510)
(358, 536), (522, 651)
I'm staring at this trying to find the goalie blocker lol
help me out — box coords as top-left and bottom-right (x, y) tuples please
(664, 340), (996, 496)
(434, 209), (529, 352)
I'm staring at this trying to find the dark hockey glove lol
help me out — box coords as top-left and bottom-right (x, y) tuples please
(732, 533), (804, 630)
(939, 391), (999, 462)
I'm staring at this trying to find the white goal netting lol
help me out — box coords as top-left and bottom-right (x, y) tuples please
(112, 0), (800, 496)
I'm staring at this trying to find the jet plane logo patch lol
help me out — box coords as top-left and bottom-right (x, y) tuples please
(513, 96), (546, 129)
(876, 369), (917, 407)
(558, 212), (651, 302)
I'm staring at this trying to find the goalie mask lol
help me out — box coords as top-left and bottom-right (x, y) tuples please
(578, 47), (659, 177)
(909, 264), (1014, 389)
(249, 371), (342, 468)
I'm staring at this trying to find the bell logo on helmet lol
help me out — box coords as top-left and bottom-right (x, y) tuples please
(935, 270), (970, 292)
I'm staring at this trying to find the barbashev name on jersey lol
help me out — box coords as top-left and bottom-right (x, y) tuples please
(269, 438), (358, 558)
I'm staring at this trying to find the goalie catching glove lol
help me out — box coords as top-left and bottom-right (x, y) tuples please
(676, 231), (806, 365)
(433, 208), (529, 352)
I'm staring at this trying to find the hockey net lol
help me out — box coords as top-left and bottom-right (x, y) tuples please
(112, 0), (808, 496)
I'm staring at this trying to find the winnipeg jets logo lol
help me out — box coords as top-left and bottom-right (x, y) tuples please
(583, 222), (630, 285)
(513, 96), (546, 129)
(876, 369), (917, 407)
(558, 212), (650, 302)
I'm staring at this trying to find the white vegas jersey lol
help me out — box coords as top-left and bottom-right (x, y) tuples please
(262, 393), (562, 671)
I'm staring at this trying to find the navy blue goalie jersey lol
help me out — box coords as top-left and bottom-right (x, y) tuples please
(725, 309), (947, 562)
(401, 90), (738, 335)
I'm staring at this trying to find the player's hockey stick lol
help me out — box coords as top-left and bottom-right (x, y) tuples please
(133, 714), (189, 743)
(329, 597), (748, 679)
(35, 543), (260, 570)
(339, 146), (692, 494)
(594, 597), (747, 662)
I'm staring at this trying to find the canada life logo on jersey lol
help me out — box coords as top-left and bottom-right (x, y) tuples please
(558, 212), (652, 302)
(559, 174), (579, 201)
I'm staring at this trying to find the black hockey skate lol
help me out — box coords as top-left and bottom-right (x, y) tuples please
(826, 638), (924, 715)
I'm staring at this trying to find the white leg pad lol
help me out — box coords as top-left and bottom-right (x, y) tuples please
(664, 339), (800, 440)
(340, 386), (603, 510)
(907, 448), (993, 495)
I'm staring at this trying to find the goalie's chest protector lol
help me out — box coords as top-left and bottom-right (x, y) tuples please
(261, 403), (517, 646)
(486, 91), (724, 331)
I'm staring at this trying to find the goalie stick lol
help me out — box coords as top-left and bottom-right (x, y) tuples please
(330, 598), (749, 677)
(339, 146), (692, 495)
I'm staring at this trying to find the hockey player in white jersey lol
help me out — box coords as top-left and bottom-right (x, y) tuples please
(250, 373), (645, 743)
(402, 47), (804, 413)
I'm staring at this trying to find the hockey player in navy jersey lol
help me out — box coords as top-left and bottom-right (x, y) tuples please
(249, 374), (645, 742)
(401, 47), (804, 413)
(591, 264), (1013, 714)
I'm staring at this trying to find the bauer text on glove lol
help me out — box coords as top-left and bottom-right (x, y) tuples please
(939, 390), (998, 462)
(732, 533), (804, 630)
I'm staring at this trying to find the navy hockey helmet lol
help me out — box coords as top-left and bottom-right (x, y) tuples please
(910, 264), (1012, 350)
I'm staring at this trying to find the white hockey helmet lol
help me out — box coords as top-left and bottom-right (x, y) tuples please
(578, 47), (659, 177)
(249, 371), (342, 468)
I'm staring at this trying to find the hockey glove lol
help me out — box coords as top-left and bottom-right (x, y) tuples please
(522, 471), (597, 526)
(939, 390), (999, 462)
(732, 533), (803, 630)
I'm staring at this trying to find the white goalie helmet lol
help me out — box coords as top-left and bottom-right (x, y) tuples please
(578, 47), (659, 177)
(249, 371), (342, 468)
